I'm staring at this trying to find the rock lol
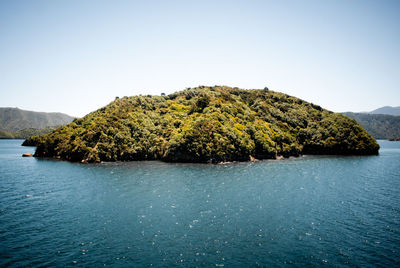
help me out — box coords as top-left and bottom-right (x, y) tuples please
(22, 153), (33, 157)
(249, 155), (258, 162)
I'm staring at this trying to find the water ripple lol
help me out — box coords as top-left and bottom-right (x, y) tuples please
(1, 140), (400, 266)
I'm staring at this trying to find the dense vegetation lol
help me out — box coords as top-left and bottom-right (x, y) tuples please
(25, 86), (379, 163)
(343, 112), (400, 139)
(0, 107), (74, 132)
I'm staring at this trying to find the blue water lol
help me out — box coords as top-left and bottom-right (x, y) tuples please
(0, 140), (399, 267)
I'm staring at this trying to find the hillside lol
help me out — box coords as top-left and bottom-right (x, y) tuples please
(25, 86), (379, 163)
(343, 112), (400, 139)
(0, 126), (58, 139)
(0, 107), (74, 132)
(369, 106), (400, 116)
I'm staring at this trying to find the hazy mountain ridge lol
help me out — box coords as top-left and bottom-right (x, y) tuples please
(343, 112), (400, 140)
(0, 107), (74, 133)
(25, 86), (379, 163)
(368, 106), (400, 116)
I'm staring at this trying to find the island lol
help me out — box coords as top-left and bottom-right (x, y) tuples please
(24, 86), (379, 163)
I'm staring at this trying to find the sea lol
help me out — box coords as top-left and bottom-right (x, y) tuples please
(0, 139), (399, 267)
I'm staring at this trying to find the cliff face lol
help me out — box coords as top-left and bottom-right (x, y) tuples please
(25, 86), (379, 163)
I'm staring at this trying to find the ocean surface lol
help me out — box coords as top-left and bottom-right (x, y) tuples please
(0, 139), (399, 267)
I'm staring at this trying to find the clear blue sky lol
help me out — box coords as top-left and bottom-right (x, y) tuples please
(1, 0), (399, 117)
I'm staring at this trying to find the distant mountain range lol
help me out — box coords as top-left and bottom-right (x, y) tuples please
(341, 106), (400, 140)
(343, 112), (400, 140)
(368, 106), (400, 116)
(0, 107), (74, 139)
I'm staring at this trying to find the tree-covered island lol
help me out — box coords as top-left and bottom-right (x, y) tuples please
(24, 86), (379, 163)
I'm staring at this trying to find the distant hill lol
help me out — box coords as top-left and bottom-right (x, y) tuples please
(368, 106), (400, 116)
(343, 112), (400, 139)
(0, 126), (59, 139)
(0, 107), (74, 132)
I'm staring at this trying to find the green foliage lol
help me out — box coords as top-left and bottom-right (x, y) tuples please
(15, 127), (59, 139)
(26, 86), (379, 163)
